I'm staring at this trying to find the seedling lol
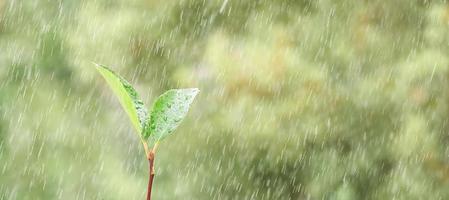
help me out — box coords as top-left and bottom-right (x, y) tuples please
(93, 64), (199, 200)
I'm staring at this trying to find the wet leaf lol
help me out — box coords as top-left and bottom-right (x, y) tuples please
(94, 64), (149, 138)
(145, 88), (199, 141)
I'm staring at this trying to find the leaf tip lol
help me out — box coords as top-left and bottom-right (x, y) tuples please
(191, 88), (200, 94)
(91, 61), (101, 68)
(92, 62), (107, 71)
(185, 88), (200, 100)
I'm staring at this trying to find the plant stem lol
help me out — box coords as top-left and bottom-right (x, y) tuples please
(146, 142), (159, 200)
(147, 153), (155, 200)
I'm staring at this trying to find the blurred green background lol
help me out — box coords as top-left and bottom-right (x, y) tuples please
(1, 0), (449, 199)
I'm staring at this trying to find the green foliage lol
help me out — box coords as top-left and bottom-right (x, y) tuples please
(2, 0), (449, 199)
(145, 88), (200, 141)
(95, 64), (199, 144)
(95, 64), (149, 137)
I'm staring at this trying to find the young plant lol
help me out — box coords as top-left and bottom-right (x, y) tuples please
(93, 64), (199, 200)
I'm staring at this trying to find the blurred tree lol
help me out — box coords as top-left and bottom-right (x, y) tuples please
(1, 0), (449, 199)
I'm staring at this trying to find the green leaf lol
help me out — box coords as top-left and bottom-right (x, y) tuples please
(145, 88), (199, 141)
(94, 64), (149, 137)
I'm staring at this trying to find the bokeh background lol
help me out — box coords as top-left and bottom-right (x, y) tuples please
(1, 0), (449, 199)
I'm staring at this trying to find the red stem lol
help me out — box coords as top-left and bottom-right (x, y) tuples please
(147, 153), (155, 200)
